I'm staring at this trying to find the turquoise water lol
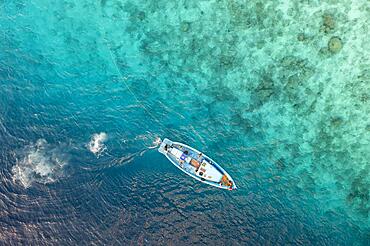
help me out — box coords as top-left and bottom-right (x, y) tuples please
(1, 0), (369, 244)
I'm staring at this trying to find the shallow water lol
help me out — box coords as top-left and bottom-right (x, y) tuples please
(1, 0), (369, 244)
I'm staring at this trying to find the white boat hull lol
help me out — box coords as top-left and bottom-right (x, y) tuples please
(159, 138), (237, 190)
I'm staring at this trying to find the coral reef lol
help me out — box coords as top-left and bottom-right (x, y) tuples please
(99, 0), (369, 222)
(328, 36), (343, 53)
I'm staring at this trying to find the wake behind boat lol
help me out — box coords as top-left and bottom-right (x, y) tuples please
(158, 138), (237, 190)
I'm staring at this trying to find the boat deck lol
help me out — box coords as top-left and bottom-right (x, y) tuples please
(167, 144), (231, 186)
(159, 138), (236, 190)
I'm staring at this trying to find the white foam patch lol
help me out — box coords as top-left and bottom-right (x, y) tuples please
(12, 139), (67, 188)
(88, 132), (108, 157)
(151, 137), (161, 148)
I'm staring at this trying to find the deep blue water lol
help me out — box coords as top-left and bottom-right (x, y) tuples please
(1, 0), (369, 245)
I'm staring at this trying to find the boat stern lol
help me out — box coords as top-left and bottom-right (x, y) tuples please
(229, 176), (238, 190)
(225, 183), (238, 191)
(158, 138), (173, 154)
(218, 172), (238, 191)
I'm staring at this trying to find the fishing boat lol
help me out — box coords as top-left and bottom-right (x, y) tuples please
(158, 138), (237, 190)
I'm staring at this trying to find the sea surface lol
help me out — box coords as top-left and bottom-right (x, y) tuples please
(1, 0), (369, 245)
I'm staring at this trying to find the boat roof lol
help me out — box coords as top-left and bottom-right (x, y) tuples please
(169, 147), (182, 159)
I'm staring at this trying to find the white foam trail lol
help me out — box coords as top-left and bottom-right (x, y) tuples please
(12, 139), (67, 188)
(88, 132), (108, 157)
(94, 136), (161, 170)
(150, 137), (161, 149)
